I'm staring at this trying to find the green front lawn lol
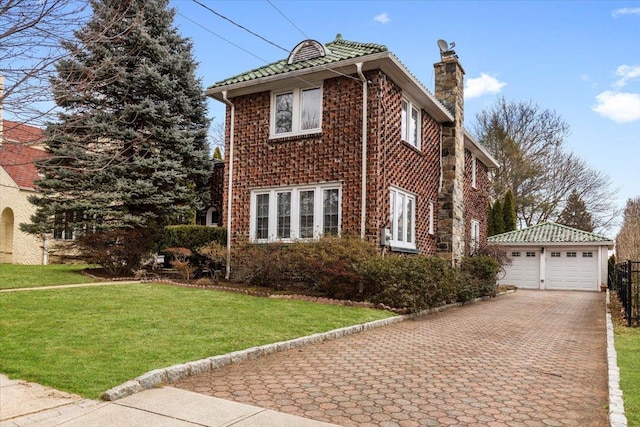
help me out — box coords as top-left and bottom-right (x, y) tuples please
(615, 325), (640, 425)
(0, 264), (96, 290)
(0, 283), (394, 398)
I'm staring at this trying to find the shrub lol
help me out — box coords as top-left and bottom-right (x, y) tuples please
(358, 255), (455, 312)
(455, 256), (500, 301)
(75, 228), (156, 276)
(161, 225), (226, 252)
(165, 247), (195, 280)
(227, 236), (378, 297)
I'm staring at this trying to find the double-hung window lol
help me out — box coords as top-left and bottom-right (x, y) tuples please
(250, 184), (341, 242)
(401, 98), (421, 149)
(390, 187), (416, 250)
(272, 87), (322, 137)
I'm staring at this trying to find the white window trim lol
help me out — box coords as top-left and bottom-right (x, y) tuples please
(270, 86), (322, 138)
(389, 186), (416, 250)
(249, 183), (341, 243)
(401, 96), (421, 150)
(470, 219), (480, 253)
(471, 154), (477, 189)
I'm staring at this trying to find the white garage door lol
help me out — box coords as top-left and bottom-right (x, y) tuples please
(499, 250), (540, 289)
(546, 249), (598, 291)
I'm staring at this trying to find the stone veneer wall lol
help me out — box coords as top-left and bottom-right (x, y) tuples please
(434, 57), (465, 262)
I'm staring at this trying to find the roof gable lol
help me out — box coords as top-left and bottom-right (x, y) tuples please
(210, 36), (388, 89)
(488, 222), (613, 245)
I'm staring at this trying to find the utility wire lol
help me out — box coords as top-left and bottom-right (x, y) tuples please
(177, 12), (269, 65)
(191, 0), (288, 52)
(266, 0), (308, 39)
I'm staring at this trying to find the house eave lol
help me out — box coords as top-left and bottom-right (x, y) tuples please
(206, 52), (454, 123)
(464, 130), (499, 169)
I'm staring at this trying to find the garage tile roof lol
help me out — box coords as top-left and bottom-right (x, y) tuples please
(209, 37), (388, 89)
(488, 222), (612, 244)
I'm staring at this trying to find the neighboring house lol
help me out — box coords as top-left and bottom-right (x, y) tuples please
(488, 222), (614, 291)
(0, 119), (48, 264)
(207, 36), (498, 262)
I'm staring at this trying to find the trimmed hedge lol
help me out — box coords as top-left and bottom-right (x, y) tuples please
(161, 225), (226, 252)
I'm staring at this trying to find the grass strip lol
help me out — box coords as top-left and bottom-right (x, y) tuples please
(0, 264), (96, 290)
(615, 325), (640, 425)
(0, 283), (394, 398)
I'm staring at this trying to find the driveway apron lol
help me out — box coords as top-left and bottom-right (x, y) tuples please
(175, 291), (608, 427)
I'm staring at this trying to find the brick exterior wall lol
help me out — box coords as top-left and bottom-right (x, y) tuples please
(463, 149), (490, 252)
(221, 69), (442, 254)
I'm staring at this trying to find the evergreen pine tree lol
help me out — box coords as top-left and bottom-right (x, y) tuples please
(23, 0), (211, 269)
(493, 200), (505, 235)
(558, 190), (594, 232)
(502, 190), (517, 232)
(487, 203), (495, 236)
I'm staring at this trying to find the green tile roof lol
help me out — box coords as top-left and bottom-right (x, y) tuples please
(487, 222), (612, 244)
(209, 37), (388, 89)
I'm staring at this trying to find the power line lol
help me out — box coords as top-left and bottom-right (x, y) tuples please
(177, 12), (269, 65)
(266, 0), (308, 39)
(191, 0), (288, 52)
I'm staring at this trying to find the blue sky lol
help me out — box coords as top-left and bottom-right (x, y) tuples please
(171, 1), (640, 234)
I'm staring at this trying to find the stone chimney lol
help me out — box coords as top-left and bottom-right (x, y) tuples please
(434, 51), (465, 263)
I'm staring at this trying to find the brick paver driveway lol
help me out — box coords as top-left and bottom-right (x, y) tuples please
(175, 291), (608, 426)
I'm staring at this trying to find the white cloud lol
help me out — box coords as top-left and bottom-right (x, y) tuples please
(612, 7), (640, 17)
(592, 91), (640, 122)
(373, 12), (390, 24)
(614, 65), (640, 88)
(464, 73), (506, 99)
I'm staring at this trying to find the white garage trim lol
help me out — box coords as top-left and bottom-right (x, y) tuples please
(489, 223), (614, 292)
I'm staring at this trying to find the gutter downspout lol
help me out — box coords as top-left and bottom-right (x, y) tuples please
(356, 63), (367, 240)
(222, 90), (234, 280)
(438, 124), (443, 192)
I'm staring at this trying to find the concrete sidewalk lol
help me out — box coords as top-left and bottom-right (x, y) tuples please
(0, 375), (338, 427)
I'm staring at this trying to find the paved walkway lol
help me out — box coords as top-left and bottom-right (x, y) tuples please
(0, 375), (338, 426)
(176, 291), (609, 427)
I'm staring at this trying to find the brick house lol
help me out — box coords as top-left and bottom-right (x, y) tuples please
(207, 36), (497, 265)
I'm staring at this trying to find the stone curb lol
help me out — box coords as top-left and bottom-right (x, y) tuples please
(102, 291), (511, 401)
(606, 290), (627, 427)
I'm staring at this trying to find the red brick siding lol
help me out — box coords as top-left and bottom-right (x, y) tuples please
(221, 69), (441, 254)
(463, 149), (490, 252)
(366, 72), (440, 254)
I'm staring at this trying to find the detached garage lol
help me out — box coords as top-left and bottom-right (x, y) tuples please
(488, 222), (614, 291)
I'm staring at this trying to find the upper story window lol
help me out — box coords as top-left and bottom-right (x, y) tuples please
(250, 183), (341, 242)
(390, 186), (416, 250)
(401, 98), (421, 149)
(272, 87), (322, 137)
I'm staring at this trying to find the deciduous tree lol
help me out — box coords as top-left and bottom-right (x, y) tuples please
(473, 97), (617, 232)
(616, 197), (640, 261)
